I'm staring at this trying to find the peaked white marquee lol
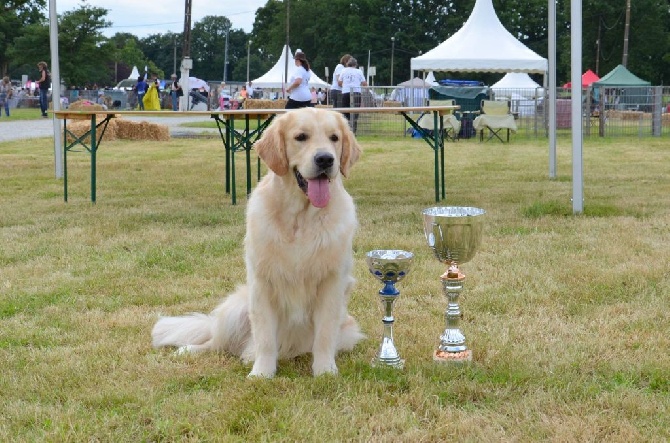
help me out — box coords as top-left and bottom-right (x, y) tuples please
(251, 45), (329, 89)
(411, 0), (547, 73)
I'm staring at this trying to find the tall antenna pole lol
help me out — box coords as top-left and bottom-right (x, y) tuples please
(622, 0), (631, 66)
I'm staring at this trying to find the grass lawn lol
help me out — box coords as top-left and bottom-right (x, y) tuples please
(1, 133), (668, 441)
(0, 108), (46, 121)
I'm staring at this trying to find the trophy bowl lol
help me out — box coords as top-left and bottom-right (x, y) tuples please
(366, 249), (414, 286)
(366, 249), (414, 369)
(421, 206), (485, 363)
(422, 206), (485, 267)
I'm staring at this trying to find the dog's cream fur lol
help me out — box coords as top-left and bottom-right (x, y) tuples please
(152, 108), (364, 377)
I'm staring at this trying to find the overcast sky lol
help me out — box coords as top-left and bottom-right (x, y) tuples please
(54, 0), (266, 37)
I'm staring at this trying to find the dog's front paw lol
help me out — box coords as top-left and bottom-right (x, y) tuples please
(248, 358), (276, 378)
(312, 359), (338, 376)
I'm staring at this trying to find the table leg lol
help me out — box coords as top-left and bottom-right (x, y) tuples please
(90, 114), (97, 203)
(64, 119), (68, 202)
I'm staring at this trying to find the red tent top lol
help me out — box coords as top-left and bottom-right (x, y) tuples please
(563, 69), (600, 88)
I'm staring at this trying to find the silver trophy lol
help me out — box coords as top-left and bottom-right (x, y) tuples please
(366, 249), (414, 369)
(422, 207), (485, 363)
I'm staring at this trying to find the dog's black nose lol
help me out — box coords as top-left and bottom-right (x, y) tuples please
(314, 152), (334, 170)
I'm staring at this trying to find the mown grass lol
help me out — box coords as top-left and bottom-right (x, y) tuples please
(0, 132), (669, 442)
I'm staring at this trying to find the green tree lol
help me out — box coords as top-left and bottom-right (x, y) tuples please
(109, 33), (148, 82)
(8, 4), (112, 87)
(1, 0), (45, 77)
(188, 16), (232, 80)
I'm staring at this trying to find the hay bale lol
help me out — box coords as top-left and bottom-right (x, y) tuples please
(68, 100), (106, 112)
(383, 101), (402, 107)
(620, 110), (643, 120)
(114, 119), (170, 141)
(244, 98), (287, 109)
(65, 120), (118, 143)
(315, 104), (333, 109)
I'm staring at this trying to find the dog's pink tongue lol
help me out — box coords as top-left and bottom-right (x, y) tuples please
(307, 178), (330, 208)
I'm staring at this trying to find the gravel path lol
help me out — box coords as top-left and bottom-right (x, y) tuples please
(0, 113), (219, 142)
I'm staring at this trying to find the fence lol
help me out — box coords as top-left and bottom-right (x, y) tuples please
(9, 85), (670, 139)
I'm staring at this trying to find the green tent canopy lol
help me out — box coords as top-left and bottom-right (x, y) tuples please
(593, 64), (650, 87)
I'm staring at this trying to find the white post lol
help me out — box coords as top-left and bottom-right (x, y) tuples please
(548, 0), (557, 179)
(570, 0), (584, 214)
(180, 57), (192, 112)
(49, 0), (63, 178)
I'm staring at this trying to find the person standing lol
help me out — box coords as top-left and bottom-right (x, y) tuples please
(0, 76), (13, 117)
(143, 74), (161, 111)
(246, 81), (254, 98)
(330, 53), (351, 108)
(285, 51), (313, 109)
(36, 61), (50, 117)
(134, 75), (148, 110)
(170, 74), (182, 111)
(339, 57), (368, 134)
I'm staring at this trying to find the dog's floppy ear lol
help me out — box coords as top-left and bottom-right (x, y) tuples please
(254, 114), (289, 176)
(337, 113), (362, 178)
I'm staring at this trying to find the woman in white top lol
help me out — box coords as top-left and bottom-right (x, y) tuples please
(329, 53), (351, 108)
(338, 57), (368, 133)
(285, 51), (313, 109)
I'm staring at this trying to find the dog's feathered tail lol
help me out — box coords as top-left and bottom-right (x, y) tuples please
(151, 287), (251, 356)
(151, 313), (213, 349)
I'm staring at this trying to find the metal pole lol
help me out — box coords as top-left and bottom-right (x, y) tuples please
(391, 37), (395, 86)
(284, 0), (290, 99)
(173, 36), (177, 76)
(246, 40), (252, 84)
(48, 0), (63, 178)
(223, 27), (229, 82)
(570, 0), (584, 214)
(548, 0), (557, 179)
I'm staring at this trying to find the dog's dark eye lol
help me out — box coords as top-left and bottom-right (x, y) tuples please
(295, 133), (308, 142)
(330, 134), (339, 142)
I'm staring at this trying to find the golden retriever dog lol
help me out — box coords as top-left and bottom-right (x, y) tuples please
(152, 107), (364, 377)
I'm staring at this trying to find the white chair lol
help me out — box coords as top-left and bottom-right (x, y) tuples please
(473, 100), (517, 143)
(418, 99), (461, 141)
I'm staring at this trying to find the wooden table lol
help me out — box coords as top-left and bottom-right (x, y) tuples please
(54, 105), (458, 204)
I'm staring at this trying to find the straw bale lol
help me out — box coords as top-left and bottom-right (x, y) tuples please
(315, 104), (333, 109)
(383, 101), (402, 107)
(620, 110), (643, 120)
(662, 113), (670, 127)
(115, 120), (170, 141)
(68, 100), (106, 112)
(65, 120), (118, 143)
(244, 99), (287, 109)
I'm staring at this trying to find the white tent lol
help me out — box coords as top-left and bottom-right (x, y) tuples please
(128, 66), (140, 80)
(425, 71), (438, 86)
(392, 77), (431, 106)
(251, 45), (329, 89)
(410, 0), (547, 74)
(492, 73), (544, 98)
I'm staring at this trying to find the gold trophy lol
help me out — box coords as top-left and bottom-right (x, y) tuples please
(422, 207), (485, 363)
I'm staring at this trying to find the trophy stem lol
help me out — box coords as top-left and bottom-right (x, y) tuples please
(372, 283), (404, 369)
(434, 264), (472, 363)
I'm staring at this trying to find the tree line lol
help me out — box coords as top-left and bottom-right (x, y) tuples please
(2, 0), (669, 89)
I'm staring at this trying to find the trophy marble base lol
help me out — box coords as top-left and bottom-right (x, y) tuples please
(433, 349), (472, 363)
